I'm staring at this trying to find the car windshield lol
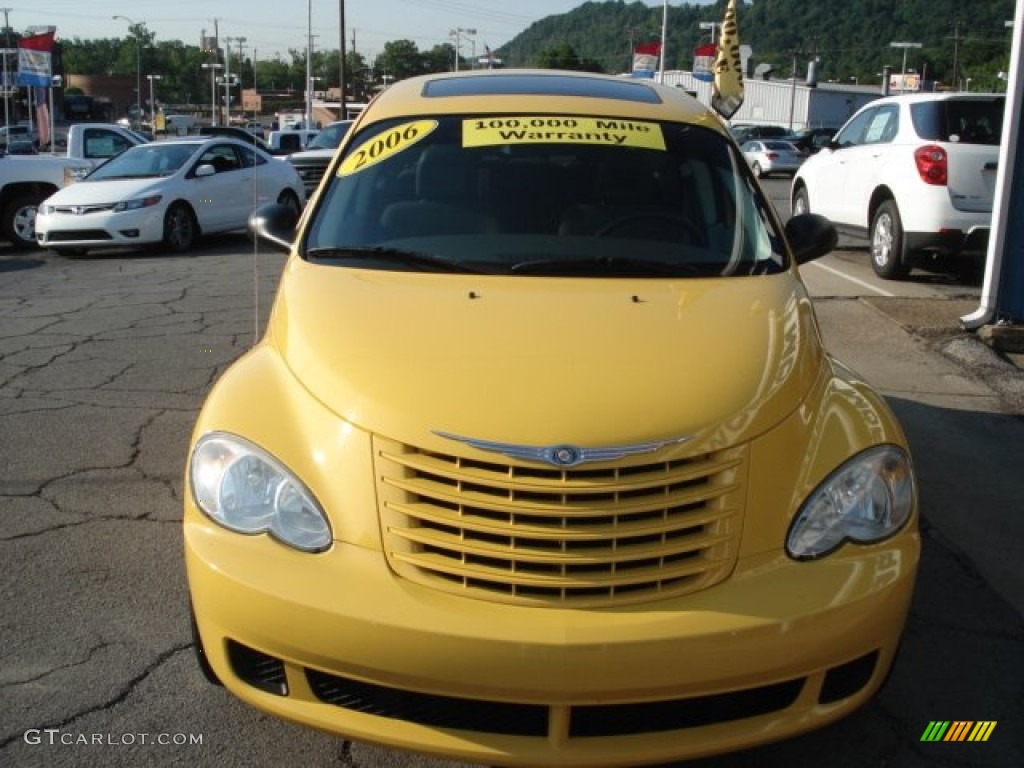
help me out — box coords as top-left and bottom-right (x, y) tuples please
(304, 114), (787, 278)
(762, 141), (797, 151)
(88, 143), (198, 180)
(308, 122), (352, 150)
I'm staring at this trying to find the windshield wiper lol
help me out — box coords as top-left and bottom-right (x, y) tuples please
(510, 256), (700, 277)
(306, 246), (488, 274)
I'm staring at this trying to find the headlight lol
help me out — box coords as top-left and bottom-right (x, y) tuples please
(190, 433), (331, 552)
(41, 204), (55, 215)
(786, 445), (914, 560)
(112, 195), (162, 212)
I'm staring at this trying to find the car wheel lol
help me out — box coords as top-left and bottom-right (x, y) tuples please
(870, 200), (911, 280)
(792, 186), (810, 217)
(752, 161), (764, 178)
(2, 193), (46, 249)
(277, 189), (301, 217)
(162, 202), (198, 254)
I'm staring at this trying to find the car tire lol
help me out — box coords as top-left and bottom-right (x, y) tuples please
(792, 186), (810, 217)
(162, 202), (198, 254)
(870, 200), (911, 280)
(752, 161), (764, 178)
(277, 189), (302, 218)
(3, 193), (46, 250)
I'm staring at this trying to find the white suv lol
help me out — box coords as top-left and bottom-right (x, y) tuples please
(791, 92), (1004, 278)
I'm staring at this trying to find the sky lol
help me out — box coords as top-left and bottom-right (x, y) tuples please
(14, 0), (660, 62)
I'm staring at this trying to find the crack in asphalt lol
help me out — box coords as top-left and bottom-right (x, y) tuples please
(0, 644), (193, 749)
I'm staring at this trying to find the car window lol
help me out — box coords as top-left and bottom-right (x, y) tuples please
(862, 105), (899, 145)
(236, 144), (267, 168)
(308, 122), (353, 150)
(833, 108), (875, 148)
(304, 115), (787, 278)
(89, 144), (197, 179)
(199, 145), (242, 173)
(910, 97), (1004, 145)
(82, 128), (136, 160)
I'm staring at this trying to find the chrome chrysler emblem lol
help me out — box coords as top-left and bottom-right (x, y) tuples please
(434, 431), (692, 467)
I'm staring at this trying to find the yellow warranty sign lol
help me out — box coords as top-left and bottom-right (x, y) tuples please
(463, 116), (665, 150)
(338, 120), (438, 176)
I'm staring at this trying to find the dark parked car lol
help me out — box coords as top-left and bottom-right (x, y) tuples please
(729, 123), (791, 143)
(789, 127), (838, 154)
(199, 125), (273, 154)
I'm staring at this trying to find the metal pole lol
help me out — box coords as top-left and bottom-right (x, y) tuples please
(658, 0), (667, 83)
(339, 0), (347, 121)
(1, 8), (10, 131)
(224, 36), (233, 125)
(148, 74), (161, 126)
(306, 0), (312, 128)
(113, 16), (142, 127)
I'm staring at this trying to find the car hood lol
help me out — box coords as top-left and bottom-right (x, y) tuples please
(267, 261), (825, 450)
(46, 177), (168, 204)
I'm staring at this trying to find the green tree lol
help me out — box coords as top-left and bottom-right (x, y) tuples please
(377, 40), (428, 81)
(536, 42), (603, 72)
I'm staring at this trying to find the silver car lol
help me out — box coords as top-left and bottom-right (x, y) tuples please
(741, 139), (806, 178)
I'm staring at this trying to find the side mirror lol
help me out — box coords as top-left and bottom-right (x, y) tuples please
(785, 213), (837, 265)
(194, 164), (216, 178)
(249, 202), (298, 254)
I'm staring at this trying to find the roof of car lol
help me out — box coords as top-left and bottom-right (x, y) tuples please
(359, 69), (725, 132)
(871, 91), (1004, 105)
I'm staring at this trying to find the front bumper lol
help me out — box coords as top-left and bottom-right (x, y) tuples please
(35, 208), (165, 250)
(187, 517), (918, 767)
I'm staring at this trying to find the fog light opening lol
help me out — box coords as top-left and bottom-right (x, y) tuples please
(226, 639), (289, 696)
(819, 650), (879, 704)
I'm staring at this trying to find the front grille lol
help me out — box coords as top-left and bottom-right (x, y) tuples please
(291, 159), (330, 195)
(307, 667), (803, 738)
(52, 203), (116, 215)
(376, 437), (745, 607)
(44, 230), (112, 242)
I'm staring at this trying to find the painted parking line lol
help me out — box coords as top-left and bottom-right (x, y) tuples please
(807, 259), (897, 297)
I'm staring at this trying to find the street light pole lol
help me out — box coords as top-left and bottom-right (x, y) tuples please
(147, 74), (162, 127)
(113, 15), (141, 127)
(450, 28), (476, 72)
(2, 8), (11, 132)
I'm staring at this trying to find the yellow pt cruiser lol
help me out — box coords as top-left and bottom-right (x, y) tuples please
(185, 69), (919, 767)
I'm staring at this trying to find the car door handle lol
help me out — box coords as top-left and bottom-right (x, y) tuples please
(984, 162), (998, 171)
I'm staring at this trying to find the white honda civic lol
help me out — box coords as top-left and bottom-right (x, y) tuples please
(35, 136), (305, 257)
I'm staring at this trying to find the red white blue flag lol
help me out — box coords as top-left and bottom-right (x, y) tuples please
(693, 43), (716, 83)
(632, 42), (661, 79)
(18, 30), (55, 88)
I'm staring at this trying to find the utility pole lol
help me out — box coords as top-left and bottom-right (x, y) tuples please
(1, 8), (11, 130)
(223, 36), (233, 125)
(949, 18), (965, 88)
(305, 0), (313, 128)
(234, 37), (247, 117)
(339, 0), (346, 120)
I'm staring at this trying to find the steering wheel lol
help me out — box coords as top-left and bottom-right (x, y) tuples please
(594, 212), (706, 245)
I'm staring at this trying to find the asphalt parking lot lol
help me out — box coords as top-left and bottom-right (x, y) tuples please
(1, 238), (1022, 768)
